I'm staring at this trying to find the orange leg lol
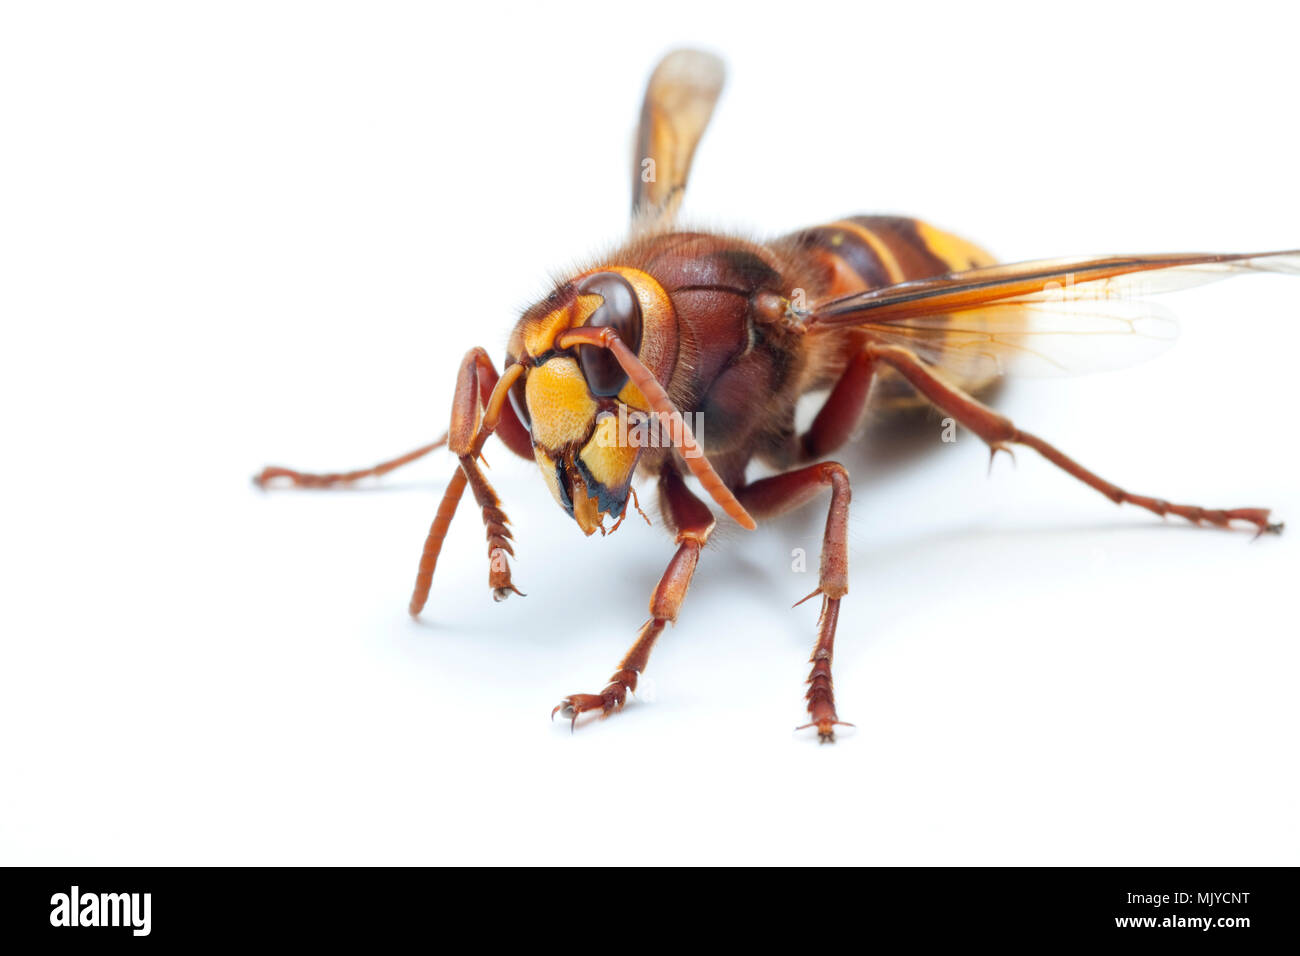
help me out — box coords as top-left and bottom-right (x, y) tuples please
(254, 347), (533, 491)
(552, 466), (716, 730)
(865, 343), (1282, 535)
(253, 348), (533, 613)
(800, 348), (878, 461)
(409, 348), (533, 615)
(735, 462), (854, 742)
(254, 438), (447, 489)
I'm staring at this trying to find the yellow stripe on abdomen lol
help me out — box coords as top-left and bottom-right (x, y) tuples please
(912, 220), (997, 272)
(843, 216), (1001, 405)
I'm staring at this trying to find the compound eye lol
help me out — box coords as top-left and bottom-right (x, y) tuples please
(506, 361), (531, 429)
(575, 272), (643, 397)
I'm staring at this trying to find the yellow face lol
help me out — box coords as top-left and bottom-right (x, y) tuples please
(506, 270), (666, 536)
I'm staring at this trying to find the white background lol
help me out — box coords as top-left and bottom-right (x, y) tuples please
(3, 1), (1297, 865)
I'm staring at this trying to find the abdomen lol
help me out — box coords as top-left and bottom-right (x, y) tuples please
(778, 215), (999, 406)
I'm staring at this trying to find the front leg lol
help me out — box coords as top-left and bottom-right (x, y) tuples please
(553, 465), (715, 730)
(409, 349), (530, 616)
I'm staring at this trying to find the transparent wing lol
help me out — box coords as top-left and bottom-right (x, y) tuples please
(631, 49), (725, 230)
(805, 251), (1300, 378)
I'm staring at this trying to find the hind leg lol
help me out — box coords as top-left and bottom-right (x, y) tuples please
(864, 343), (1281, 534)
(254, 439), (447, 489)
(254, 348), (534, 491)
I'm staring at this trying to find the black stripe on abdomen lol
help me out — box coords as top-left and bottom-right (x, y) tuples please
(847, 216), (954, 278)
(786, 225), (892, 288)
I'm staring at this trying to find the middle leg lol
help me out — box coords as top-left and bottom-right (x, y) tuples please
(735, 462), (854, 742)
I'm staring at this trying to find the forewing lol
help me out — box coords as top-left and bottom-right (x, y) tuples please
(631, 49), (725, 230)
(805, 251), (1300, 378)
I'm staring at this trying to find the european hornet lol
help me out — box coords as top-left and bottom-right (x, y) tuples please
(257, 50), (1296, 740)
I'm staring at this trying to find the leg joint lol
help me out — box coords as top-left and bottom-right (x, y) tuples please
(818, 461), (851, 496)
